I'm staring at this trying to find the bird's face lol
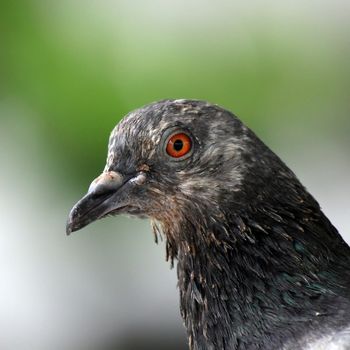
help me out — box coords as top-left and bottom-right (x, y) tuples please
(66, 100), (248, 234)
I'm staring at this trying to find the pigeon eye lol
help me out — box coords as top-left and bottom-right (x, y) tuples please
(166, 132), (192, 158)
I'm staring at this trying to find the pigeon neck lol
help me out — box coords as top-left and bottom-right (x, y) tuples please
(169, 201), (350, 349)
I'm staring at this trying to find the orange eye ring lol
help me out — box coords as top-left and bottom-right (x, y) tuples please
(166, 132), (192, 158)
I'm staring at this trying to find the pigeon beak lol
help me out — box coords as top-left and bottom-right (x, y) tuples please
(66, 171), (134, 235)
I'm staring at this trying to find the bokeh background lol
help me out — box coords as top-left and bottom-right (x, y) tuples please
(1, 0), (349, 349)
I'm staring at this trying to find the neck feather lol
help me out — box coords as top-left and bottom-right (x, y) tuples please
(153, 194), (350, 349)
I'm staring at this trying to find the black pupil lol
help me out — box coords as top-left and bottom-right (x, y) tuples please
(173, 139), (183, 151)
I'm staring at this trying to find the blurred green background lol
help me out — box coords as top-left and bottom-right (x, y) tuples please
(1, 1), (349, 349)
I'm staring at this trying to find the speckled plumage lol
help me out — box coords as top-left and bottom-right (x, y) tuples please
(67, 99), (350, 349)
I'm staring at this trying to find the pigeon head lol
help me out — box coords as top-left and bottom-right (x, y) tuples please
(67, 99), (272, 236)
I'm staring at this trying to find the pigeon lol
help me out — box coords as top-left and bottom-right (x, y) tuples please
(66, 99), (350, 349)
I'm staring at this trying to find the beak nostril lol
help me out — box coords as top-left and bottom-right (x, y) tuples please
(88, 171), (124, 194)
